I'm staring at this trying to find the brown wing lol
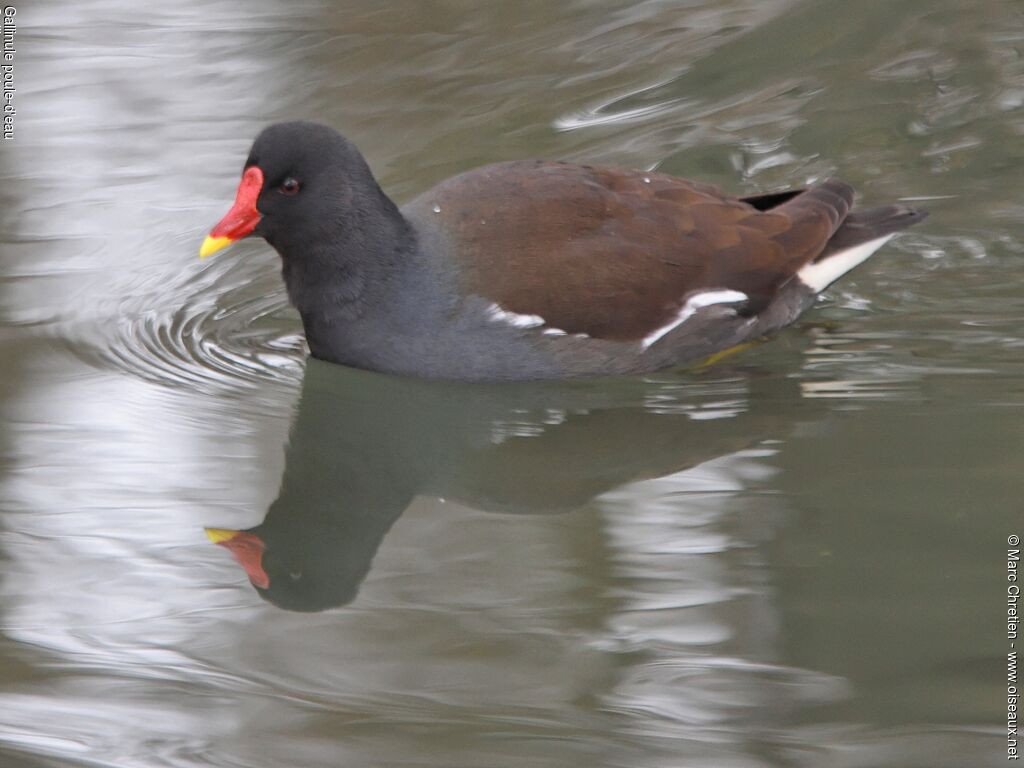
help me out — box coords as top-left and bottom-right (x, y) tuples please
(426, 161), (852, 341)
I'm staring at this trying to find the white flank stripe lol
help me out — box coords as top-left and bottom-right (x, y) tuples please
(641, 289), (747, 349)
(486, 304), (546, 329)
(797, 235), (894, 293)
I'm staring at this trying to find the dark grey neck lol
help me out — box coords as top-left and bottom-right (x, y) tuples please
(277, 188), (418, 325)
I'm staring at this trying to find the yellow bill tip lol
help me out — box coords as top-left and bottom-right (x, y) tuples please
(205, 527), (240, 544)
(199, 236), (233, 260)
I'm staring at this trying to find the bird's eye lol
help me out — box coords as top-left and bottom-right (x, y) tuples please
(278, 178), (300, 196)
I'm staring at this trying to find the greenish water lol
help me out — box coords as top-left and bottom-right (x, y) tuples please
(1, 1), (1021, 766)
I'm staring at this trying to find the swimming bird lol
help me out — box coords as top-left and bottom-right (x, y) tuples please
(201, 121), (926, 381)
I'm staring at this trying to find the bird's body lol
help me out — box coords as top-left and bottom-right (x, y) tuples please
(201, 122), (926, 381)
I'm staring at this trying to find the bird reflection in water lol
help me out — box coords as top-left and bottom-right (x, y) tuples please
(207, 357), (805, 611)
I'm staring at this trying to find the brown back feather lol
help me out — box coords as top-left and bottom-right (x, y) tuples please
(426, 162), (853, 340)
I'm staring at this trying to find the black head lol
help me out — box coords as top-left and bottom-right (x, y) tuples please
(245, 122), (378, 255)
(254, 531), (370, 612)
(206, 514), (394, 613)
(201, 121), (404, 264)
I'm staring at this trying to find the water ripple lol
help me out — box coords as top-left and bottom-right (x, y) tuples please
(553, 76), (695, 132)
(64, 262), (305, 395)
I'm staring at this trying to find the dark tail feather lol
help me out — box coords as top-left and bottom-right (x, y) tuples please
(816, 204), (928, 261)
(776, 178), (856, 234)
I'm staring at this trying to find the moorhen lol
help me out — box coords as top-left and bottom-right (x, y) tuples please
(205, 359), (810, 611)
(200, 121), (926, 381)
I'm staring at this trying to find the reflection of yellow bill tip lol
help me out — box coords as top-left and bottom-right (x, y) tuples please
(205, 527), (239, 544)
(199, 236), (232, 259)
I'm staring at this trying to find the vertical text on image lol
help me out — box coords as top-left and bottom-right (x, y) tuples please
(2, 6), (15, 140)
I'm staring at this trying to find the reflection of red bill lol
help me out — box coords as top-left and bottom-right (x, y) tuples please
(199, 166), (264, 258)
(205, 528), (269, 589)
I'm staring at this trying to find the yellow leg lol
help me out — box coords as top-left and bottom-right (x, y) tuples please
(692, 338), (765, 370)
